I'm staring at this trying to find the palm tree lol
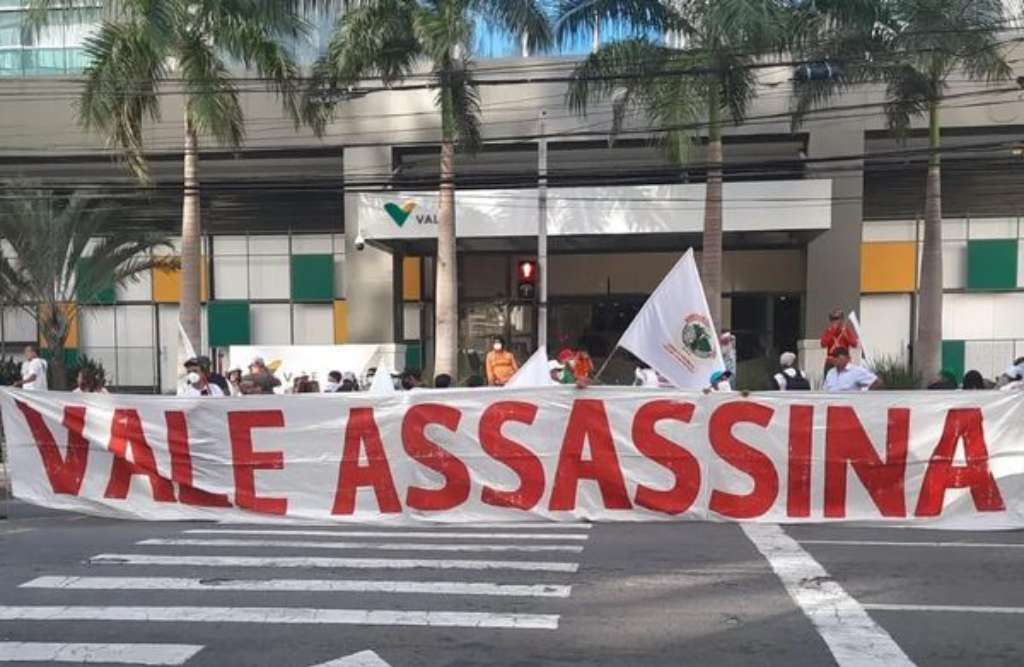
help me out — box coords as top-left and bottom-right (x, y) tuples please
(27, 0), (307, 353)
(304, 1), (552, 379)
(0, 185), (178, 389)
(562, 0), (791, 328)
(792, 0), (1013, 384)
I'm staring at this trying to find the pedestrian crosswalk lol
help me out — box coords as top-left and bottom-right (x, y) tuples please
(0, 522), (591, 664)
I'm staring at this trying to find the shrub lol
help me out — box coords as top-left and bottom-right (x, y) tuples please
(869, 355), (921, 389)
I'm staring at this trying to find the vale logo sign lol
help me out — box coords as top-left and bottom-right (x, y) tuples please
(383, 200), (438, 227)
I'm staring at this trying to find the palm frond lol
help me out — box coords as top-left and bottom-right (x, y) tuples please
(474, 0), (553, 53)
(437, 62), (483, 152)
(555, 0), (684, 47)
(179, 33), (245, 147)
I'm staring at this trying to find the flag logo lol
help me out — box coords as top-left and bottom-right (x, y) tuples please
(384, 201), (417, 226)
(680, 314), (715, 360)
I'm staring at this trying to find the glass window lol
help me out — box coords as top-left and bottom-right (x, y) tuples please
(249, 254), (290, 299)
(293, 304), (333, 344)
(250, 303), (291, 345)
(403, 303), (421, 341)
(212, 255), (248, 299)
(292, 234), (332, 254)
(2, 306), (36, 343)
(248, 234), (289, 255)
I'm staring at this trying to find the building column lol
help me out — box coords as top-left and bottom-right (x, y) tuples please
(343, 145), (395, 343)
(805, 127), (865, 337)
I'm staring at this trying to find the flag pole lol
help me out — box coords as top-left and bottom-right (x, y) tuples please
(593, 345), (619, 382)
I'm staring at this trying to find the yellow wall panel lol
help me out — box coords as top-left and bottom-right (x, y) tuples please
(861, 242), (917, 293)
(402, 256), (422, 302)
(38, 303), (78, 349)
(153, 259), (208, 303)
(333, 300), (349, 344)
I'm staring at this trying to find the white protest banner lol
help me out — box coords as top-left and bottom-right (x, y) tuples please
(506, 350), (558, 388)
(4, 387), (1024, 529)
(618, 249), (725, 389)
(368, 365), (398, 395)
(228, 345), (406, 393)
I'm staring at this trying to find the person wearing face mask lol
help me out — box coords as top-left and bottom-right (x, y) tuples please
(485, 336), (519, 386)
(178, 358), (225, 397)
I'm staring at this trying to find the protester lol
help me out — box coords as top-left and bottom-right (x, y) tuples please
(962, 370), (987, 390)
(238, 375), (261, 395)
(485, 337), (519, 386)
(178, 358), (224, 397)
(996, 357), (1024, 388)
(401, 369), (422, 391)
(324, 371), (343, 393)
(823, 347), (880, 391)
(719, 332), (738, 381)
(14, 344), (48, 390)
(342, 371), (360, 391)
(294, 375), (319, 394)
(72, 368), (108, 394)
(549, 359), (565, 383)
(248, 357), (281, 394)
(770, 352), (810, 390)
(339, 379), (357, 392)
(434, 373), (452, 389)
(820, 308), (859, 371)
(928, 370), (959, 390)
(707, 369), (733, 392)
(226, 369), (243, 396)
(196, 355), (229, 395)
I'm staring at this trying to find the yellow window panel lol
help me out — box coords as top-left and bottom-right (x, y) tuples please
(402, 256), (422, 302)
(38, 303), (78, 349)
(153, 258), (209, 303)
(861, 242), (917, 293)
(333, 300), (349, 344)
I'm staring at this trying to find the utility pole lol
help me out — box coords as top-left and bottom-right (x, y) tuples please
(537, 109), (549, 353)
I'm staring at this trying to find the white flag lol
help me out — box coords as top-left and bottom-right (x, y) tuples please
(368, 364), (397, 395)
(847, 311), (871, 367)
(618, 249), (725, 390)
(175, 322), (197, 389)
(506, 349), (558, 388)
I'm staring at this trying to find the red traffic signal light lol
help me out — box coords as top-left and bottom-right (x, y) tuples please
(518, 260), (536, 283)
(517, 260), (537, 300)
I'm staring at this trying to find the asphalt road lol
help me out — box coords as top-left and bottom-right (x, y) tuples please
(2, 500), (1023, 666)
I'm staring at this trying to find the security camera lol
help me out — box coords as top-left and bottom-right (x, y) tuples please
(354, 233), (366, 251)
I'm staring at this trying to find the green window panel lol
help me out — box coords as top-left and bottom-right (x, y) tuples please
(208, 301), (251, 347)
(967, 239), (1018, 290)
(405, 343), (422, 373)
(75, 259), (116, 305)
(941, 340), (965, 383)
(291, 254), (334, 302)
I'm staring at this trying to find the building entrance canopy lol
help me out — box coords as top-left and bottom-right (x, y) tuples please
(354, 180), (832, 243)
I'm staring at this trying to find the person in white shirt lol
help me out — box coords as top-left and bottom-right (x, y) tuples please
(771, 352), (811, 391)
(324, 370), (343, 393)
(15, 345), (48, 391)
(177, 358), (225, 397)
(823, 347), (881, 392)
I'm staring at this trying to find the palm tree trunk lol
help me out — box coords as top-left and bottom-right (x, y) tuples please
(180, 113), (202, 352)
(915, 101), (944, 384)
(701, 99), (724, 329)
(50, 343), (67, 391)
(434, 139), (458, 378)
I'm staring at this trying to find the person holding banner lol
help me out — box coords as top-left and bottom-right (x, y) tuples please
(820, 308), (859, 371)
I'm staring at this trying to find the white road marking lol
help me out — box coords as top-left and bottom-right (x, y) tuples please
(865, 603), (1024, 615)
(0, 642), (202, 665)
(742, 524), (915, 667)
(89, 553), (579, 572)
(22, 575), (572, 598)
(0, 605), (559, 629)
(307, 650), (392, 667)
(799, 539), (1024, 549)
(183, 528), (590, 541)
(139, 538), (583, 553)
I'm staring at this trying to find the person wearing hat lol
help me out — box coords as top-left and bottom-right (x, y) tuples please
(193, 355), (229, 395)
(770, 352), (810, 391)
(248, 357), (281, 394)
(820, 308), (859, 371)
(178, 357), (225, 397)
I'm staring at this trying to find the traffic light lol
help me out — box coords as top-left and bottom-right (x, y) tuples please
(517, 260), (537, 300)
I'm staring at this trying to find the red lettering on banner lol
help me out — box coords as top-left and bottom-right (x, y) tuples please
(333, 407), (401, 515)
(549, 400), (632, 511)
(402, 404), (470, 511)
(228, 410), (287, 515)
(479, 401), (544, 510)
(165, 411), (231, 507)
(631, 400), (700, 515)
(824, 407), (909, 518)
(15, 400), (89, 496)
(104, 409), (176, 502)
(786, 405), (814, 518)
(708, 401), (777, 519)
(915, 408), (1005, 517)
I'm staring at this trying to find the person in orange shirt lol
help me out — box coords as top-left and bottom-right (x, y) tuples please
(820, 308), (859, 370)
(485, 337), (519, 386)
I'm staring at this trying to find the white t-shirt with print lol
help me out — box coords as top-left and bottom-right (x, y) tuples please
(824, 364), (878, 392)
